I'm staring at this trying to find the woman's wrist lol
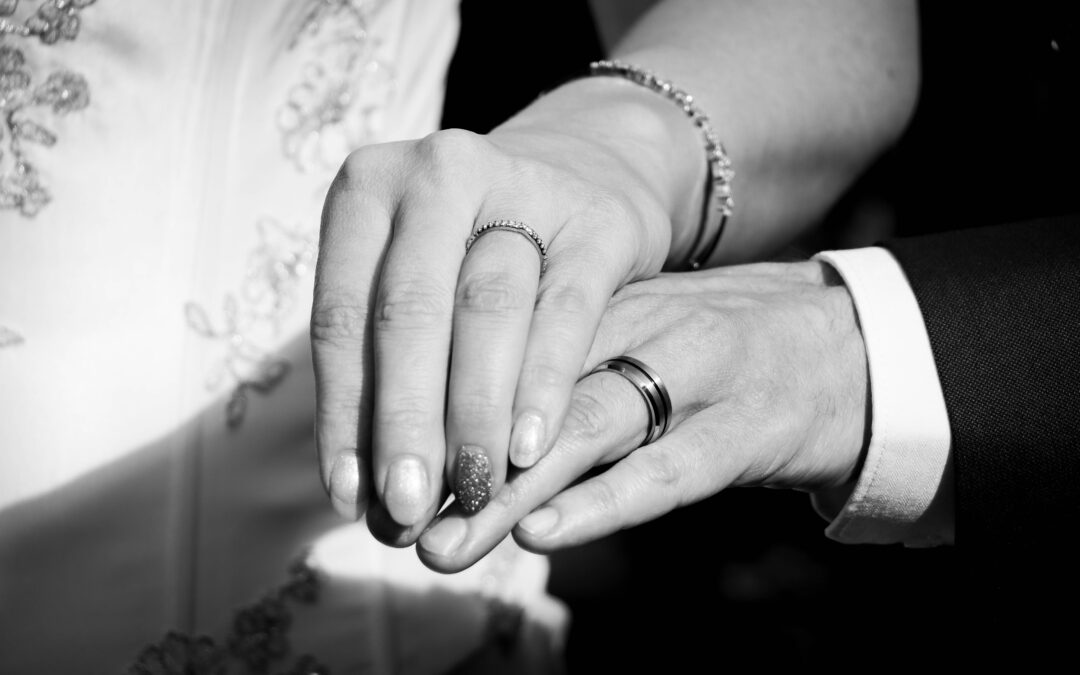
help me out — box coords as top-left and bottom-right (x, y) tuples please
(490, 75), (708, 267)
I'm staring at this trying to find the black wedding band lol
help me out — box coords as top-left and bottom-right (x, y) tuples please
(589, 355), (673, 447)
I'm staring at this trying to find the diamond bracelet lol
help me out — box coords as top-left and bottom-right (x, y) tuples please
(588, 59), (734, 271)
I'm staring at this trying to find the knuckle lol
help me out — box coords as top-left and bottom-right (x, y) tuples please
(341, 147), (373, 182)
(375, 278), (452, 332)
(413, 128), (485, 171)
(456, 270), (533, 316)
(634, 451), (681, 490)
(584, 476), (622, 526)
(519, 359), (573, 391)
(563, 387), (616, 443)
(376, 399), (438, 439)
(535, 282), (592, 318)
(450, 389), (503, 429)
(311, 297), (366, 347)
(339, 145), (391, 189)
(317, 385), (361, 420)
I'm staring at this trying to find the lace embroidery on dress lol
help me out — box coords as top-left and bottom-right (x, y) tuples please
(277, 0), (394, 173)
(186, 0), (393, 426)
(184, 219), (317, 428)
(0, 0), (96, 217)
(127, 547), (533, 675)
(1, 1), (97, 346)
(127, 553), (332, 675)
(146, 5), (533, 670)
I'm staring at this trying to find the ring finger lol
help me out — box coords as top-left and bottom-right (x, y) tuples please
(419, 342), (688, 572)
(445, 215), (551, 514)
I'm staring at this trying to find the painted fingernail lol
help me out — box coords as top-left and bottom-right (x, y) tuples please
(454, 445), (492, 513)
(383, 455), (430, 527)
(518, 507), (558, 538)
(420, 517), (468, 558)
(510, 410), (546, 468)
(329, 452), (365, 521)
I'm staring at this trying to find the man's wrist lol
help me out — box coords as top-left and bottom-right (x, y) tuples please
(819, 268), (873, 489)
(812, 248), (954, 546)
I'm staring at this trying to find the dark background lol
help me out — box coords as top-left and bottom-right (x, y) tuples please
(442, 1), (1078, 671)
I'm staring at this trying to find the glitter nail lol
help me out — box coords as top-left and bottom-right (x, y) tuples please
(455, 445), (492, 513)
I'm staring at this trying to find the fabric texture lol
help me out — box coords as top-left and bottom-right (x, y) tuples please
(882, 214), (1080, 660)
(884, 215), (1080, 549)
(0, 2), (567, 673)
(813, 247), (953, 547)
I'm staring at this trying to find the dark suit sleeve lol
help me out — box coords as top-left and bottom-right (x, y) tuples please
(882, 215), (1080, 549)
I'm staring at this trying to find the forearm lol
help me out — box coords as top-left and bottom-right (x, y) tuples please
(885, 216), (1080, 547)
(495, 0), (920, 267)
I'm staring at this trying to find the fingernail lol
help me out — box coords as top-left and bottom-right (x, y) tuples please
(510, 410), (545, 468)
(518, 507), (558, 538)
(454, 445), (492, 513)
(420, 517), (468, 558)
(329, 453), (365, 521)
(383, 455), (430, 527)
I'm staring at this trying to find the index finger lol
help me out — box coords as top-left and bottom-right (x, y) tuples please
(311, 148), (399, 520)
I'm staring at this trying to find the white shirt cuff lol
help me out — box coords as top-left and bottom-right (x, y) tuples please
(812, 247), (954, 547)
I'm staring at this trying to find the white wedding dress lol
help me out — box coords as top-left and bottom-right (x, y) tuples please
(0, 1), (567, 672)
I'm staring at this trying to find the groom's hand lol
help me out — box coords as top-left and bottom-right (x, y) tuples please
(415, 261), (870, 571)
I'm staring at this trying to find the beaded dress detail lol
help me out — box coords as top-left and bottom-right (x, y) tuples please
(184, 0), (391, 427)
(0, 3), (566, 672)
(184, 218), (317, 428)
(0, 0), (96, 347)
(0, 0), (95, 217)
(277, 0), (394, 173)
(128, 555), (329, 675)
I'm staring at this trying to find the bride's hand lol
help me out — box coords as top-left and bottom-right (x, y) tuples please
(312, 79), (707, 544)
(311, 0), (920, 547)
(414, 261), (870, 571)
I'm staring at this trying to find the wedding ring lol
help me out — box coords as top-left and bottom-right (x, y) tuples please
(465, 219), (549, 276)
(589, 355), (673, 447)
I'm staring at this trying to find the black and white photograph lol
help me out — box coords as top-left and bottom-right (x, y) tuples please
(1, 1), (1077, 672)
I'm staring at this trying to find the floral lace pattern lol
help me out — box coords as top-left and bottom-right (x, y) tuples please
(184, 219), (317, 428)
(277, 0), (394, 173)
(187, 0), (396, 426)
(1, 1), (97, 346)
(127, 551), (531, 675)
(127, 554), (331, 675)
(0, 0), (96, 217)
